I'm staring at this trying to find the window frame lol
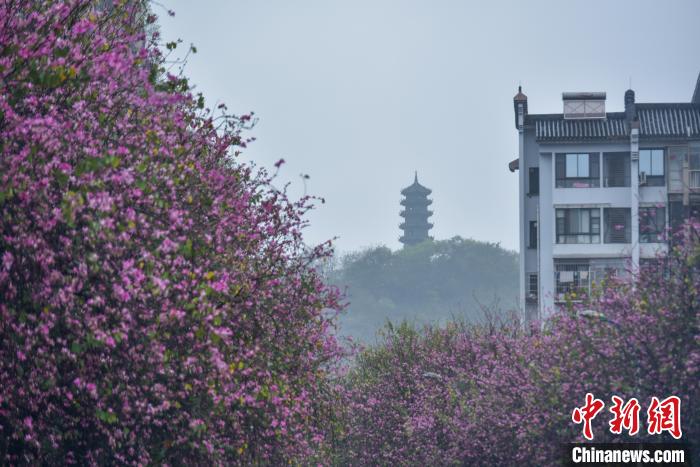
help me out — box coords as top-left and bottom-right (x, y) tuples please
(555, 153), (600, 188)
(555, 262), (591, 300)
(528, 273), (538, 302)
(689, 147), (700, 189)
(603, 152), (631, 187)
(639, 206), (666, 243)
(528, 220), (538, 249)
(603, 207), (632, 244)
(528, 167), (539, 195)
(556, 208), (601, 244)
(638, 148), (665, 186)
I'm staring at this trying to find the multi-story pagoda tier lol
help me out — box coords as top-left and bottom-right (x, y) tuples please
(399, 172), (433, 247)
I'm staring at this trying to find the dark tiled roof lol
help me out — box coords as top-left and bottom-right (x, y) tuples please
(401, 173), (432, 195)
(530, 104), (700, 142)
(401, 181), (431, 196)
(532, 113), (628, 141)
(636, 104), (700, 138)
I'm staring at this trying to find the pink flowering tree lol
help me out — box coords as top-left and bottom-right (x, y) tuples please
(0, 1), (342, 464)
(334, 227), (699, 464)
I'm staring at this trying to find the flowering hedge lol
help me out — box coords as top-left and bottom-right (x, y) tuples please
(334, 229), (699, 465)
(0, 1), (342, 464)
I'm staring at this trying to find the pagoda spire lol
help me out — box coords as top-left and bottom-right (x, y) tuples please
(399, 172), (433, 247)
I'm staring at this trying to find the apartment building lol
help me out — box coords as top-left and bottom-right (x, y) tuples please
(510, 73), (700, 322)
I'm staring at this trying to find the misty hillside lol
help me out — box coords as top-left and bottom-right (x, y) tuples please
(330, 237), (519, 343)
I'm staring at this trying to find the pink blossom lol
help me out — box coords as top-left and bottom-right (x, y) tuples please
(0, 1), (342, 464)
(2, 251), (13, 271)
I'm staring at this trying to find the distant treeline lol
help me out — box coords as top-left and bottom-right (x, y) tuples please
(328, 237), (519, 343)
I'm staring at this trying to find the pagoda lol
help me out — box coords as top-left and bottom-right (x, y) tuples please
(399, 172), (433, 247)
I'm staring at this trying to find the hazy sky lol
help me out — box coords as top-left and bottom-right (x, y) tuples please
(159, 0), (700, 254)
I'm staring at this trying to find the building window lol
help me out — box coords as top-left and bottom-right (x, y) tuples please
(556, 153), (600, 188)
(668, 200), (685, 232)
(555, 263), (590, 299)
(689, 147), (700, 189)
(603, 152), (630, 187)
(639, 149), (664, 186)
(603, 208), (631, 243)
(590, 265), (625, 284)
(639, 206), (666, 243)
(528, 167), (539, 195)
(556, 208), (600, 244)
(528, 221), (537, 248)
(528, 273), (538, 302)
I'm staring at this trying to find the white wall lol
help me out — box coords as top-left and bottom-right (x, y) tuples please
(538, 153), (555, 319)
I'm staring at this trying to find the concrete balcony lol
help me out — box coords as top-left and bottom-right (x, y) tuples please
(553, 186), (630, 207)
(552, 242), (633, 259)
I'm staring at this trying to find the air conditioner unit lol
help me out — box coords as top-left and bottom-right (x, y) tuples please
(639, 171), (647, 186)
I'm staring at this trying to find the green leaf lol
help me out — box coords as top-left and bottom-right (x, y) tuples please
(55, 170), (69, 187)
(96, 409), (118, 424)
(54, 46), (70, 58)
(0, 188), (13, 204)
(41, 378), (55, 390)
(181, 238), (193, 258)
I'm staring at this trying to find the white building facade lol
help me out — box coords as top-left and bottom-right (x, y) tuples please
(511, 75), (700, 322)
